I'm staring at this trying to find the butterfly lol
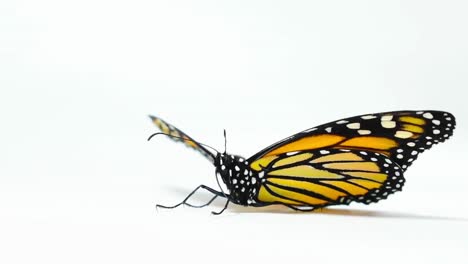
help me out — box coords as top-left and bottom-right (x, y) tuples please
(148, 110), (456, 214)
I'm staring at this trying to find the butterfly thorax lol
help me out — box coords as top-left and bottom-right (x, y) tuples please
(214, 153), (260, 206)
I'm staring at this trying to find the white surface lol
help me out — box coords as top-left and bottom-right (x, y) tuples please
(1, 1), (468, 263)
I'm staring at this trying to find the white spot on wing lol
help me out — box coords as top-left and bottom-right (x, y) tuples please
(336, 120), (349, 124)
(347, 123), (360, 129)
(381, 121), (396, 129)
(361, 115), (377, 120)
(358, 130), (371, 135)
(325, 127), (332, 133)
(423, 113), (434, 119)
(381, 115), (393, 121)
(304, 127), (318, 132)
(395, 131), (413, 139)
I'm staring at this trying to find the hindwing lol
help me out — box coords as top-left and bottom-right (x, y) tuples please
(254, 149), (405, 208)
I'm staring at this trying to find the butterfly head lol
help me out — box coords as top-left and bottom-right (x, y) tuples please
(214, 153), (259, 205)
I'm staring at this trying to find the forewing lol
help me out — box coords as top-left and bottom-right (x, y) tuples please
(254, 149), (405, 208)
(248, 110), (455, 171)
(149, 115), (215, 163)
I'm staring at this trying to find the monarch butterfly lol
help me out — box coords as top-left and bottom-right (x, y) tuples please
(148, 110), (456, 214)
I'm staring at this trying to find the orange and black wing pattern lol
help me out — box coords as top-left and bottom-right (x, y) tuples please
(149, 115), (215, 163)
(252, 149), (404, 208)
(150, 110), (456, 213)
(248, 110), (455, 171)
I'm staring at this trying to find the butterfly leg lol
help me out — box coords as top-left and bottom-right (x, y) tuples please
(184, 193), (219, 208)
(156, 185), (224, 210)
(211, 199), (230, 215)
(184, 185), (226, 208)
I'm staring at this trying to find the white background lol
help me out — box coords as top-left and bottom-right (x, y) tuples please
(1, 1), (468, 263)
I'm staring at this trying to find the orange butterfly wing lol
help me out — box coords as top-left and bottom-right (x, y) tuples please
(149, 115), (215, 163)
(248, 110), (455, 171)
(253, 149), (404, 207)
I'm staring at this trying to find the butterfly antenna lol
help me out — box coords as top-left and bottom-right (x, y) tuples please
(223, 129), (227, 154)
(147, 132), (220, 155)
